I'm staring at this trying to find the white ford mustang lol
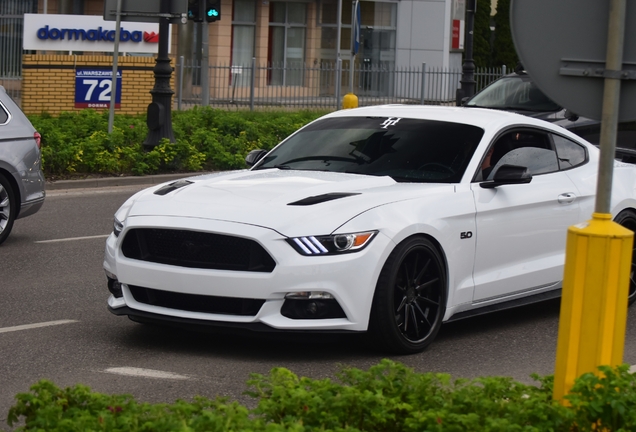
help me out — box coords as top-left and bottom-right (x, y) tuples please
(104, 105), (636, 353)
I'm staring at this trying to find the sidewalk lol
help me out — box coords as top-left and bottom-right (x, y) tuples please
(45, 173), (205, 191)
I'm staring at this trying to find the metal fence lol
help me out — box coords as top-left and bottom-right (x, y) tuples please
(0, 0), (37, 104)
(176, 60), (507, 111)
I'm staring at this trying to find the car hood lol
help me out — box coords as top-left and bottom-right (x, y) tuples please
(125, 169), (453, 236)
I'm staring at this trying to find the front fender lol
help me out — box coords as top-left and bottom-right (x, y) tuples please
(334, 189), (477, 312)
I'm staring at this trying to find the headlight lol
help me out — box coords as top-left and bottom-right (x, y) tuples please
(113, 217), (124, 237)
(287, 231), (377, 256)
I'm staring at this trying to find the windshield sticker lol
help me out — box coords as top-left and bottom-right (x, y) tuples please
(380, 117), (401, 129)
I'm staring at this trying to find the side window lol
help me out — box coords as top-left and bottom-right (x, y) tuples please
(0, 104), (8, 125)
(552, 135), (587, 169)
(478, 130), (559, 181)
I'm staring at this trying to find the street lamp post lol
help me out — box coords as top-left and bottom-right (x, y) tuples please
(143, 0), (176, 149)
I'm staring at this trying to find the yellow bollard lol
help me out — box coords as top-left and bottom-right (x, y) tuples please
(553, 212), (633, 402)
(342, 93), (358, 109)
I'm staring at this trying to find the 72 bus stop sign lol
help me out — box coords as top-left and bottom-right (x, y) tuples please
(75, 69), (122, 109)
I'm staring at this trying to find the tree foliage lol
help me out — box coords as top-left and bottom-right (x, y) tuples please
(491, 0), (519, 68)
(473, 0), (492, 68)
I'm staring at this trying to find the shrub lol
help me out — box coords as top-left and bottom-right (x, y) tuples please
(28, 108), (328, 178)
(7, 360), (636, 431)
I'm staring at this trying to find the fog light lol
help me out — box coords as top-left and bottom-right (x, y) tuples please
(306, 301), (318, 315)
(281, 295), (346, 320)
(105, 271), (123, 298)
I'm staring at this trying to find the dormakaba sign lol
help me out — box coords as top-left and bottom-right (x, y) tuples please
(23, 14), (170, 54)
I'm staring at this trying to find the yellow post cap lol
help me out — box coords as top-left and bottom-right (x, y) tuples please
(342, 93), (359, 109)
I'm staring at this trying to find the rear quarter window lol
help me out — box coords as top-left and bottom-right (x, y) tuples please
(552, 135), (587, 169)
(0, 104), (8, 125)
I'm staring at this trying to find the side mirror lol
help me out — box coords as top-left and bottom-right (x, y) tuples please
(245, 149), (268, 167)
(480, 164), (532, 188)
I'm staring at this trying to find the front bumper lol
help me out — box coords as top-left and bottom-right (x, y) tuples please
(104, 215), (391, 332)
(107, 304), (360, 334)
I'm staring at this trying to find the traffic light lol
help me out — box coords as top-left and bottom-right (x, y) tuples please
(187, 0), (202, 21)
(205, 0), (221, 22)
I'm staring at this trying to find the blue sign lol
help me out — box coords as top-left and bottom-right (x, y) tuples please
(75, 69), (122, 109)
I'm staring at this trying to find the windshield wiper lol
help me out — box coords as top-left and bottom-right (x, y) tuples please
(274, 164), (291, 170)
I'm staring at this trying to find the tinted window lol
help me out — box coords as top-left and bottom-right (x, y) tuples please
(466, 76), (561, 112)
(0, 104), (8, 124)
(254, 117), (485, 183)
(479, 130), (559, 180)
(552, 135), (586, 169)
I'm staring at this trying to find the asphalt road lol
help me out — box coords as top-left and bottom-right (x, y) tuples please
(1, 183), (635, 427)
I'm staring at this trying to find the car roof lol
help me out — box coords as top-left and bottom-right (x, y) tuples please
(323, 104), (567, 133)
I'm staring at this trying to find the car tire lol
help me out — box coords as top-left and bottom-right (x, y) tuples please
(614, 210), (636, 306)
(368, 236), (447, 354)
(0, 174), (16, 246)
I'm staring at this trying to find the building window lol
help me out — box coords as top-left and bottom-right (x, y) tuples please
(319, 0), (397, 96)
(268, 2), (307, 86)
(319, 0), (396, 66)
(0, 0), (37, 77)
(232, 0), (256, 66)
(232, 0), (256, 86)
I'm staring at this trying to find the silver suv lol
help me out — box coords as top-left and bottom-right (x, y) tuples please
(0, 86), (45, 245)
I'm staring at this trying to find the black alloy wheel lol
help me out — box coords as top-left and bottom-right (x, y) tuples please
(615, 210), (636, 306)
(369, 236), (446, 354)
(0, 174), (16, 246)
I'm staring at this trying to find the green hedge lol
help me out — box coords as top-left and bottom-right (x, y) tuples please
(7, 360), (636, 431)
(29, 108), (328, 178)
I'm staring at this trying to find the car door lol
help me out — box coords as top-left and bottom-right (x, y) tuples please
(471, 129), (582, 303)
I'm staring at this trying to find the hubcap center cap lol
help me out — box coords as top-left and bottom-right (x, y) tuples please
(407, 287), (416, 302)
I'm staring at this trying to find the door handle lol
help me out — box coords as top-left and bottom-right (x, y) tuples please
(558, 192), (577, 204)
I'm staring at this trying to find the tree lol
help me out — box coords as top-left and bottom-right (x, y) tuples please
(491, 0), (519, 68)
(473, 0), (492, 68)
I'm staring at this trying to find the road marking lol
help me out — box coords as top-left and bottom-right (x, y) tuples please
(35, 234), (109, 244)
(0, 319), (78, 334)
(103, 367), (189, 380)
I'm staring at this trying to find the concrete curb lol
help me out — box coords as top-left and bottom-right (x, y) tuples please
(45, 173), (203, 191)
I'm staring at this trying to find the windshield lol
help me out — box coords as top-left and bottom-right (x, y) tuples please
(466, 76), (561, 112)
(253, 117), (484, 183)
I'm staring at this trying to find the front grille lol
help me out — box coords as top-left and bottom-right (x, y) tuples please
(121, 228), (276, 272)
(128, 285), (265, 316)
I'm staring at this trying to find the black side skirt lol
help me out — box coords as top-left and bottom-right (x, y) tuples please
(446, 289), (561, 322)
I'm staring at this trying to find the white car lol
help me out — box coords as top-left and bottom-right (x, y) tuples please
(104, 105), (636, 354)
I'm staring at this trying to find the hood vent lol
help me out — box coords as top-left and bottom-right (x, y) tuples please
(288, 192), (361, 206)
(154, 179), (194, 196)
